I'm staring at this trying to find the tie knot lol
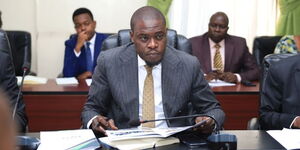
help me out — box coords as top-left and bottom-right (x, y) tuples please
(86, 42), (91, 47)
(214, 44), (221, 49)
(144, 65), (153, 74)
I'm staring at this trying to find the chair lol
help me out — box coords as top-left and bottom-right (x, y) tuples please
(247, 53), (296, 130)
(101, 29), (192, 54)
(5, 30), (33, 76)
(252, 36), (282, 67)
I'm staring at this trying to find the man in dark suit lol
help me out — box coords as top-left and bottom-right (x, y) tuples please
(82, 6), (225, 136)
(189, 12), (259, 83)
(63, 8), (108, 79)
(260, 54), (300, 129)
(0, 50), (27, 132)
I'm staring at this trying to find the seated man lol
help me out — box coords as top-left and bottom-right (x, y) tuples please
(81, 6), (225, 136)
(0, 51), (28, 132)
(63, 8), (108, 79)
(189, 12), (259, 83)
(260, 54), (300, 129)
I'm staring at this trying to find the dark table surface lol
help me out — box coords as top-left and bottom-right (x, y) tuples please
(25, 130), (285, 150)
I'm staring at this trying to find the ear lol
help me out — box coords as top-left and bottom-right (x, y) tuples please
(130, 30), (134, 42)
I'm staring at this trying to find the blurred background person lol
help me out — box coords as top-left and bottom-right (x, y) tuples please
(63, 7), (109, 79)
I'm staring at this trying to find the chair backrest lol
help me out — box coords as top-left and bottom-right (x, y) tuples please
(260, 53), (296, 91)
(101, 29), (192, 54)
(5, 31), (31, 76)
(252, 36), (282, 67)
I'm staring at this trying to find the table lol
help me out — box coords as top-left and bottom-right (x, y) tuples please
(212, 82), (260, 129)
(26, 130), (284, 150)
(23, 80), (259, 132)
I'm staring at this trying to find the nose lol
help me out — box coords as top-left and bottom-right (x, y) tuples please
(80, 25), (86, 32)
(215, 26), (221, 32)
(148, 38), (158, 49)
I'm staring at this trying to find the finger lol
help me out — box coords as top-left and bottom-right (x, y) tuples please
(108, 119), (118, 130)
(91, 119), (107, 135)
(97, 116), (109, 129)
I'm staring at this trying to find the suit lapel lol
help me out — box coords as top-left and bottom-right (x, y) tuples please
(294, 67), (300, 94)
(118, 44), (139, 120)
(202, 35), (212, 73)
(161, 46), (182, 117)
(93, 33), (101, 66)
(224, 36), (234, 71)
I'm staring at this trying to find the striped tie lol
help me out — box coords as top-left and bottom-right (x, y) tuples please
(142, 65), (155, 128)
(213, 44), (223, 71)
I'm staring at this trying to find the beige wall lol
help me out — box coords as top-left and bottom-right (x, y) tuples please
(0, 0), (146, 78)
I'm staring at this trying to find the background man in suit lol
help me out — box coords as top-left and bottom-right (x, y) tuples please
(260, 54), (300, 129)
(82, 6), (225, 136)
(0, 50), (27, 132)
(63, 7), (108, 79)
(189, 12), (259, 83)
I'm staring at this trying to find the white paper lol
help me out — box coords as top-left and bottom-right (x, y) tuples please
(100, 136), (179, 150)
(56, 77), (78, 85)
(17, 75), (48, 85)
(85, 79), (92, 86)
(208, 79), (236, 87)
(106, 126), (193, 141)
(37, 129), (95, 150)
(267, 128), (300, 149)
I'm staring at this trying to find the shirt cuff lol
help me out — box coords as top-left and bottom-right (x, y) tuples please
(74, 49), (81, 57)
(87, 115), (98, 129)
(234, 74), (241, 82)
(290, 116), (299, 128)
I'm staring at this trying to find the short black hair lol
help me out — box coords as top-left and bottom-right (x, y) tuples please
(130, 6), (166, 31)
(72, 7), (94, 22)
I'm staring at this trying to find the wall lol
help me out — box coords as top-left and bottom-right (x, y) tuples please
(0, 0), (147, 78)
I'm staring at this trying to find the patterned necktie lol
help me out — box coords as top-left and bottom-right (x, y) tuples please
(213, 44), (223, 71)
(142, 65), (155, 128)
(85, 42), (93, 72)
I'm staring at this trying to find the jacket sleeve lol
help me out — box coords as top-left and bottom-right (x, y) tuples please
(0, 52), (28, 132)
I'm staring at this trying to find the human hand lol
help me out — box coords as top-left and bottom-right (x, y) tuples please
(77, 71), (92, 80)
(194, 116), (215, 134)
(75, 31), (88, 52)
(91, 115), (118, 136)
(205, 70), (223, 81)
(292, 117), (300, 128)
(219, 72), (237, 83)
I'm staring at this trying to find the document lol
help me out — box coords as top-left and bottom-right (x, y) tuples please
(16, 75), (48, 85)
(100, 136), (179, 150)
(37, 129), (96, 150)
(56, 77), (78, 85)
(267, 128), (300, 149)
(106, 125), (196, 141)
(208, 79), (236, 87)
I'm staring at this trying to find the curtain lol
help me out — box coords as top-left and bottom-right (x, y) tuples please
(276, 0), (300, 35)
(147, 0), (173, 27)
(168, 0), (277, 52)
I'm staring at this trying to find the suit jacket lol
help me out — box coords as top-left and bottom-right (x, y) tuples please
(63, 32), (108, 77)
(260, 54), (300, 130)
(0, 51), (28, 132)
(81, 43), (225, 129)
(189, 33), (260, 81)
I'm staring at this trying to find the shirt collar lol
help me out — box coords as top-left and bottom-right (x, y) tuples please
(85, 33), (96, 46)
(208, 38), (225, 49)
(137, 54), (161, 69)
